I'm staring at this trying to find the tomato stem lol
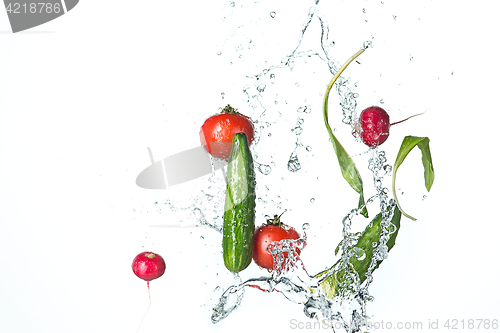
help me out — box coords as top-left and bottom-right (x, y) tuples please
(266, 209), (288, 228)
(221, 104), (237, 114)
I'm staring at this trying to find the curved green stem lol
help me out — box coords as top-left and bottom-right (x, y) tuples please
(392, 167), (417, 221)
(322, 48), (365, 125)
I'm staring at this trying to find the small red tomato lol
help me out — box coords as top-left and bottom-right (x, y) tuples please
(132, 252), (166, 282)
(253, 214), (301, 271)
(199, 105), (254, 160)
(355, 106), (390, 148)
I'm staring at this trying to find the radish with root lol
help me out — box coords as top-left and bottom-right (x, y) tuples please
(354, 106), (425, 148)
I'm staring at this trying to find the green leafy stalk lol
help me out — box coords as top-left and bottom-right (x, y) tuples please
(392, 136), (435, 221)
(315, 205), (402, 299)
(323, 48), (368, 218)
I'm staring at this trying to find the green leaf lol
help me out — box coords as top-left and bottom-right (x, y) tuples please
(392, 136), (435, 220)
(323, 48), (368, 218)
(325, 125), (368, 217)
(315, 205), (402, 299)
(335, 239), (342, 256)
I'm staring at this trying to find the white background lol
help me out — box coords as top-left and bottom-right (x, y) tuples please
(1, 1), (499, 332)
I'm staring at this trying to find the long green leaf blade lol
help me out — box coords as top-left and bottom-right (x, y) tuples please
(417, 138), (435, 191)
(323, 48), (368, 217)
(325, 124), (368, 217)
(392, 136), (435, 220)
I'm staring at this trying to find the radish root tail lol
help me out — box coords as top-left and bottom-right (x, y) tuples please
(136, 282), (152, 333)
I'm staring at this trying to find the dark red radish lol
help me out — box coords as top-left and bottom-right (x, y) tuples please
(355, 106), (390, 148)
(354, 106), (424, 148)
(132, 251), (166, 282)
(132, 251), (165, 332)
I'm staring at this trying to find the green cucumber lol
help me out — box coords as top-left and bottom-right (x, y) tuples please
(223, 132), (256, 273)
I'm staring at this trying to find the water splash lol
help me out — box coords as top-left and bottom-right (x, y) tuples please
(211, 210), (398, 332)
(209, 1), (403, 330)
(143, 0), (406, 331)
(287, 118), (309, 173)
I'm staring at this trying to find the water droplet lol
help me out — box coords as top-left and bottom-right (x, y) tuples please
(291, 126), (303, 135)
(302, 223), (310, 230)
(363, 41), (373, 49)
(230, 1), (235, 7)
(422, 195), (427, 201)
(380, 99), (385, 104)
(374, 244), (388, 260)
(310, 198), (315, 203)
(217, 51), (222, 56)
(362, 8), (366, 13)
(268, 133), (272, 137)
(270, 11), (276, 18)
(330, 41), (335, 47)
(200, 235), (205, 240)
(353, 247), (366, 260)
(270, 73), (276, 84)
(287, 153), (301, 172)
(258, 164), (272, 175)
(221, 92), (225, 99)
(392, 15), (397, 20)
(295, 82), (300, 87)
(297, 106), (311, 113)
(306, 146), (312, 152)
(257, 84), (266, 93)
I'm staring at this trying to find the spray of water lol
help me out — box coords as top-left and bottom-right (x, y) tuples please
(144, 1), (401, 332)
(207, 1), (402, 332)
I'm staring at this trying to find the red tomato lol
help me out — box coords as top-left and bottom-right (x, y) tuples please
(199, 105), (254, 160)
(253, 214), (301, 271)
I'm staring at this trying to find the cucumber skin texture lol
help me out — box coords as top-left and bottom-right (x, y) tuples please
(223, 133), (256, 273)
